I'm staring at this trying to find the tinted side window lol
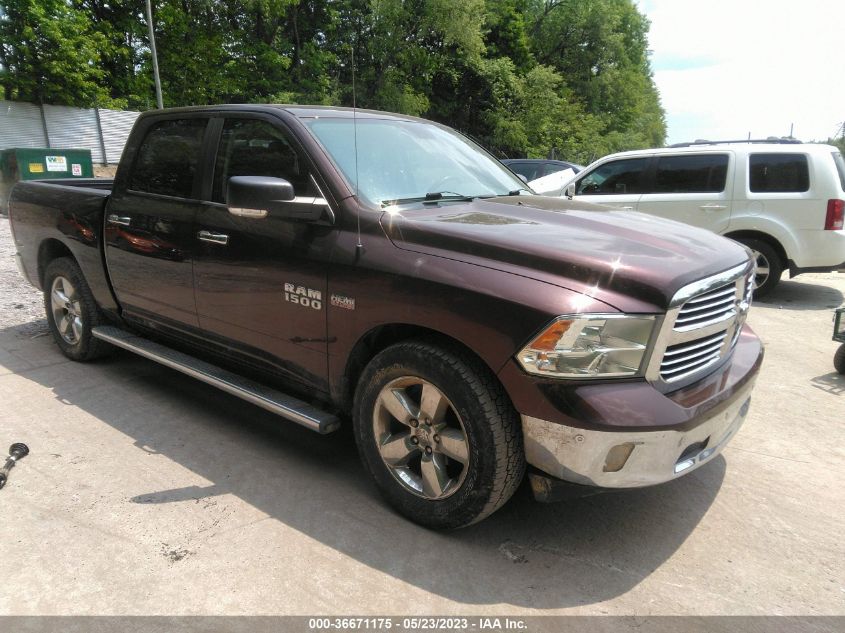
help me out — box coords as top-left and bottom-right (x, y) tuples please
(576, 158), (648, 195)
(654, 154), (728, 193)
(130, 119), (207, 198)
(213, 119), (316, 203)
(749, 153), (809, 192)
(541, 163), (570, 177)
(507, 162), (541, 181)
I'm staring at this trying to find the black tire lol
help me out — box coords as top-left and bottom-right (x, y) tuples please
(43, 257), (112, 361)
(736, 238), (783, 297)
(834, 344), (845, 375)
(353, 340), (525, 529)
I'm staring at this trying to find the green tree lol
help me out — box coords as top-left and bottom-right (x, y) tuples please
(150, 0), (233, 106)
(484, 0), (532, 72)
(0, 0), (119, 106)
(357, 0), (486, 114)
(526, 0), (665, 151)
(1, 0), (668, 162)
(71, 1), (151, 110)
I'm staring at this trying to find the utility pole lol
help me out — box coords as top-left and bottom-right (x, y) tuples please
(145, 0), (164, 109)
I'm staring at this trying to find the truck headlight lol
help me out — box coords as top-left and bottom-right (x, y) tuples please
(517, 315), (656, 379)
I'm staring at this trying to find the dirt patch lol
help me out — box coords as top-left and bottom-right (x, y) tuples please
(160, 543), (193, 564)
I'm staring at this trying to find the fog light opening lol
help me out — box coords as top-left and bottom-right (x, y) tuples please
(674, 437), (711, 474)
(674, 458), (695, 474)
(603, 442), (637, 473)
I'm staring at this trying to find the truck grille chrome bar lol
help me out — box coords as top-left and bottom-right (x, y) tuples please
(673, 284), (737, 330)
(648, 261), (754, 388)
(660, 332), (726, 381)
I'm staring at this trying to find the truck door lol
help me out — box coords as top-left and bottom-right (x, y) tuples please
(104, 116), (208, 327)
(636, 153), (733, 232)
(191, 115), (336, 394)
(570, 157), (647, 211)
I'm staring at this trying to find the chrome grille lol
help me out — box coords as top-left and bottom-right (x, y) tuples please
(674, 283), (737, 330)
(648, 261), (754, 387)
(660, 331), (726, 381)
(732, 267), (755, 348)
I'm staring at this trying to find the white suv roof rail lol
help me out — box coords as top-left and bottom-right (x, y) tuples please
(668, 138), (804, 148)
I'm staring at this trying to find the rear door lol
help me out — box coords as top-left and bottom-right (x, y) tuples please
(191, 114), (337, 393)
(636, 152), (733, 232)
(571, 157), (648, 210)
(104, 116), (208, 328)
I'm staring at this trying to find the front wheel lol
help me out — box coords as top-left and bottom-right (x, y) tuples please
(353, 340), (525, 529)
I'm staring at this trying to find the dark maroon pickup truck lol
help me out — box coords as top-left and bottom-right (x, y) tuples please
(8, 105), (763, 528)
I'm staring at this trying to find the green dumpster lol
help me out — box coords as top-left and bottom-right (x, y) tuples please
(0, 148), (94, 215)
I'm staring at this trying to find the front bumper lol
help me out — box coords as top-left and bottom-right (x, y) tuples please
(516, 327), (763, 489)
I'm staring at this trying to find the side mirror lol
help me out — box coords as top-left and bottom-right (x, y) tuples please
(227, 176), (294, 219)
(227, 176), (329, 222)
(565, 182), (576, 199)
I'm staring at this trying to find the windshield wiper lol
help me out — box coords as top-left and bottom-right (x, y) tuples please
(507, 187), (533, 196)
(382, 191), (475, 206)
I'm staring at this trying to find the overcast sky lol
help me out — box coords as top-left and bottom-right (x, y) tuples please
(637, 0), (845, 145)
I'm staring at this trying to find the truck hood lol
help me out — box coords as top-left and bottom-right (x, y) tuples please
(381, 195), (751, 312)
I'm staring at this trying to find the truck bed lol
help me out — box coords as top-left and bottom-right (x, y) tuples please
(8, 179), (117, 311)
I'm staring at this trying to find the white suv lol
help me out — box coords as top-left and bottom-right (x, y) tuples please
(560, 141), (845, 295)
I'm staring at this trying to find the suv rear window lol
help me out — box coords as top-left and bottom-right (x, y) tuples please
(749, 153), (809, 193)
(654, 154), (729, 193)
(832, 152), (845, 191)
(130, 118), (207, 198)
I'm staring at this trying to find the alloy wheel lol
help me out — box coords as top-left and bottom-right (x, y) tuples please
(50, 276), (83, 345)
(372, 376), (470, 500)
(751, 249), (770, 290)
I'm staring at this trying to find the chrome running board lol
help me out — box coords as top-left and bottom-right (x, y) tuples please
(91, 326), (340, 434)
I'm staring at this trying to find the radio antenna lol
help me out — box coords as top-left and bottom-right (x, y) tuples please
(352, 45), (363, 251)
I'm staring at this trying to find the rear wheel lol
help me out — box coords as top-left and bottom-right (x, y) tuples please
(736, 238), (783, 297)
(43, 257), (111, 361)
(353, 340), (525, 529)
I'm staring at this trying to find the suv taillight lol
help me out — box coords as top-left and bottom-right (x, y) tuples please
(826, 199), (844, 230)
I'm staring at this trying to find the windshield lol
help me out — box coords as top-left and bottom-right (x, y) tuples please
(304, 117), (530, 205)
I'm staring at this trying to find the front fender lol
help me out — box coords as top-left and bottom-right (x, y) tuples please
(325, 242), (621, 407)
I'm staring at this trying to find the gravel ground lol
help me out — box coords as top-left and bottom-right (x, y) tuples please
(0, 218), (48, 335)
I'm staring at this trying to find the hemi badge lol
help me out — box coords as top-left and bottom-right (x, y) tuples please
(331, 294), (355, 310)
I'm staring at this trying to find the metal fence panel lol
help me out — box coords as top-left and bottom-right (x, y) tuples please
(0, 100), (140, 164)
(99, 108), (141, 165)
(42, 104), (104, 163)
(0, 101), (48, 148)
